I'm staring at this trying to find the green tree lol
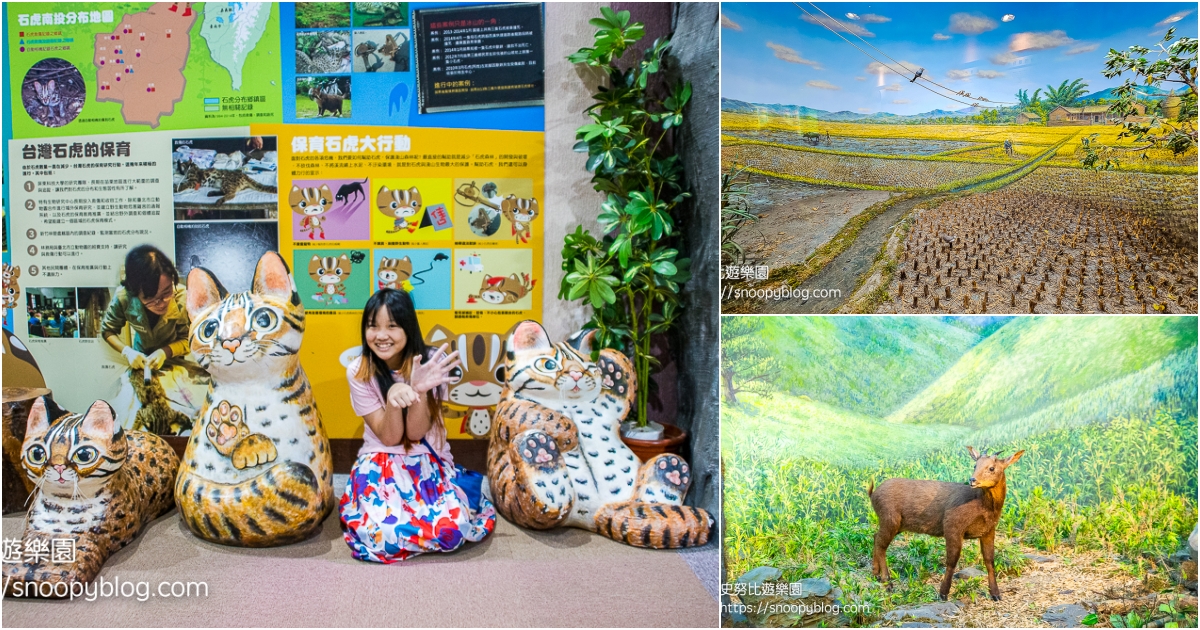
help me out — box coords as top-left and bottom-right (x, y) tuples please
(720, 317), (779, 405)
(1044, 78), (1090, 107)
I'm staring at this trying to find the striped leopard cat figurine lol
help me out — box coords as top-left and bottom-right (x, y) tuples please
(3, 397), (178, 598)
(487, 321), (712, 548)
(177, 251), (334, 547)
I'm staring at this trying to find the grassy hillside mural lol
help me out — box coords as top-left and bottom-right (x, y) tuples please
(721, 316), (1197, 628)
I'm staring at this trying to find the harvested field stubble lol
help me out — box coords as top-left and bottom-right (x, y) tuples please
(722, 143), (1003, 190)
(880, 191), (1198, 314)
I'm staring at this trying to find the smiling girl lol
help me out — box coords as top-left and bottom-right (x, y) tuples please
(340, 288), (496, 562)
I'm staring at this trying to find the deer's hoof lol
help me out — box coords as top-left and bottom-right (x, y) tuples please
(990, 594), (1001, 602)
(937, 593), (948, 602)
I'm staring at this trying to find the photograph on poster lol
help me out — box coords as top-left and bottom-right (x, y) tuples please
(289, 178), (371, 241)
(295, 2), (350, 29)
(353, 2), (408, 27)
(293, 248), (372, 310)
(24, 288), (78, 339)
(295, 30), (353, 74)
(452, 178), (538, 242)
(75, 287), (112, 338)
(21, 57), (85, 128)
(372, 248), (451, 309)
(175, 222), (280, 294)
(352, 29), (410, 73)
(371, 177), (453, 241)
(454, 248), (535, 310)
(296, 76), (352, 118)
(172, 136), (279, 221)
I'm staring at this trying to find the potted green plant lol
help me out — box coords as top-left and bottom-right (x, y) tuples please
(560, 8), (692, 457)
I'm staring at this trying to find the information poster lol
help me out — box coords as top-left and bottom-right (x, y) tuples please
(413, 2), (544, 113)
(256, 122), (544, 440)
(6, 2), (282, 139)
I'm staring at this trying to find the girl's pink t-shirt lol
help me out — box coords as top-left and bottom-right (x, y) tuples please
(346, 354), (454, 465)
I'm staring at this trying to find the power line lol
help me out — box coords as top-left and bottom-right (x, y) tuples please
(806, 2), (1017, 105)
(793, 2), (1014, 110)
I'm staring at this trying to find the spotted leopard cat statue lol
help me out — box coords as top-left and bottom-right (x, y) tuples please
(3, 397), (178, 598)
(176, 251), (334, 547)
(487, 321), (712, 548)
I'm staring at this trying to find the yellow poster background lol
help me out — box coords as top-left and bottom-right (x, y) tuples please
(254, 123), (544, 439)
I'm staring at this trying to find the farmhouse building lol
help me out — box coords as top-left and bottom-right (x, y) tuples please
(1046, 102), (1147, 126)
(1016, 111), (1042, 124)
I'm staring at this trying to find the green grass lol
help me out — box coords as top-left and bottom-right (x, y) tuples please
(295, 2), (350, 28)
(720, 135), (1015, 165)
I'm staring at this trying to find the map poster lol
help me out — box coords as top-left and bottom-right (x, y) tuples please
(413, 2), (544, 113)
(5, 126), (277, 417)
(6, 2), (282, 139)
(253, 122), (544, 440)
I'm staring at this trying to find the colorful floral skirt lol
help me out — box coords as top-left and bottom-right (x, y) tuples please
(339, 452), (496, 563)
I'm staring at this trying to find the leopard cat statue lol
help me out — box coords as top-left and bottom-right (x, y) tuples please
(3, 398), (178, 598)
(176, 251), (334, 547)
(487, 321), (712, 548)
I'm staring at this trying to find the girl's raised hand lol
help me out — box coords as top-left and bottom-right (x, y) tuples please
(387, 382), (420, 408)
(409, 343), (461, 395)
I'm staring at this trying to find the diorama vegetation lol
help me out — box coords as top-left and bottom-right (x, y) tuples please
(721, 30), (1197, 315)
(721, 316), (1198, 628)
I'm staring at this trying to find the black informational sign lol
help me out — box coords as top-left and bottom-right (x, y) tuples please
(413, 3), (544, 114)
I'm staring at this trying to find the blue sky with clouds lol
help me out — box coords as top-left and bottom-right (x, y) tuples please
(721, 2), (1197, 114)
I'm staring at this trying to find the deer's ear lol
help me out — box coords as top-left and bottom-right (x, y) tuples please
(966, 446), (981, 461)
(1003, 450), (1025, 467)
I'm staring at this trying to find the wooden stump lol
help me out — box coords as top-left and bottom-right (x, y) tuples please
(3, 387), (52, 514)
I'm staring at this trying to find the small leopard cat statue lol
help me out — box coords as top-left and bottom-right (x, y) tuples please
(3, 397), (178, 598)
(487, 321), (712, 548)
(177, 251), (334, 547)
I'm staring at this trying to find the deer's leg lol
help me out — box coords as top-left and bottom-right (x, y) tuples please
(939, 532), (964, 601)
(981, 530), (1000, 601)
(872, 522), (898, 583)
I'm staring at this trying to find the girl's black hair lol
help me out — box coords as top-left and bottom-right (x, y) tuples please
(356, 289), (442, 448)
(123, 244), (179, 300)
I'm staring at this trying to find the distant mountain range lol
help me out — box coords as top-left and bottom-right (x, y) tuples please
(723, 85), (1180, 120)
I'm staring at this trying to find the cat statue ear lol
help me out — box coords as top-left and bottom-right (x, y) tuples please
(186, 267), (228, 320)
(508, 320), (552, 354)
(25, 396), (51, 436)
(253, 251), (296, 303)
(81, 400), (118, 438)
(565, 329), (599, 355)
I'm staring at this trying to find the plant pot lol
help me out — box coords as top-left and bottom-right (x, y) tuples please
(620, 422), (687, 462)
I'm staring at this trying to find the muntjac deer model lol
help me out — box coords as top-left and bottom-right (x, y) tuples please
(868, 447), (1025, 601)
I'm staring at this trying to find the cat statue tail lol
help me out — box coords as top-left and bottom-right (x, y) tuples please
(175, 462), (331, 547)
(592, 502), (713, 549)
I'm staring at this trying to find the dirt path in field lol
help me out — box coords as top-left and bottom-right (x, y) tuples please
(734, 174), (896, 270)
(758, 141), (1066, 314)
(759, 193), (934, 313)
(884, 550), (1197, 628)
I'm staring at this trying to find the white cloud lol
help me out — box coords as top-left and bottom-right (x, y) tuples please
(766, 42), (822, 69)
(946, 69), (973, 81)
(880, 83), (902, 92)
(802, 14), (875, 37)
(976, 69), (1005, 79)
(1065, 43), (1099, 55)
(807, 80), (841, 91)
(1002, 14), (1015, 23)
(1156, 10), (1192, 28)
(1010, 30), (1074, 52)
(721, 14), (742, 31)
(949, 13), (998, 35)
(845, 12), (859, 20)
(933, 33), (952, 41)
(855, 76), (867, 81)
(866, 60), (922, 77)
(860, 14), (891, 24)
(991, 51), (1022, 65)
(892, 99), (910, 104)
